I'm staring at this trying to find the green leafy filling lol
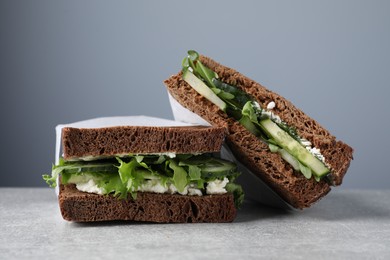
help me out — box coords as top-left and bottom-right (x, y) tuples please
(43, 154), (244, 207)
(182, 50), (329, 181)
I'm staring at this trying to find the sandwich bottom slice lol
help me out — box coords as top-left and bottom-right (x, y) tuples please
(59, 183), (237, 223)
(43, 118), (244, 223)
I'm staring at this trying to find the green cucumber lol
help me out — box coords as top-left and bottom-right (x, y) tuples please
(53, 163), (118, 175)
(183, 70), (227, 111)
(179, 157), (238, 180)
(213, 78), (252, 109)
(199, 158), (236, 173)
(260, 118), (329, 178)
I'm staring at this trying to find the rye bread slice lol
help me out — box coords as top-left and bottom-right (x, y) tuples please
(59, 184), (237, 223)
(62, 125), (226, 160)
(164, 55), (353, 209)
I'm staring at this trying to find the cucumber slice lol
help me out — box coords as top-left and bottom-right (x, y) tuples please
(260, 118), (329, 178)
(183, 70), (227, 111)
(200, 159), (238, 179)
(278, 149), (300, 171)
(199, 158), (237, 173)
(55, 163), (118, 175)
(179, 157), (238, 180)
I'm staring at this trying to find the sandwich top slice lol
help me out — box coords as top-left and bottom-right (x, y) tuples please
(43, 116), (243, 223)
(164, 51), (353, 209)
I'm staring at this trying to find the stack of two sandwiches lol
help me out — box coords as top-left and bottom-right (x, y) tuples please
(44, 51), (353, 223)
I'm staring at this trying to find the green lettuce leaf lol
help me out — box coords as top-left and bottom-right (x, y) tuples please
(226, 183), (245, 208)
(169, 160), (188, 193)
(181, 50), (328, 182)
(42, 171), (57, 188)
(98, 174), (128, 199)
(188, 165), (201, 181)
(43, 154), (243, 205)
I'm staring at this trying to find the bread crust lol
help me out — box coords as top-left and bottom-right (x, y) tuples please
(62, 125), (226, 160)
(164, 55), (353, 209)
(59, 184), (237, 223)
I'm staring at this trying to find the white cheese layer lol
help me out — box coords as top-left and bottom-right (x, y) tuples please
(68, 176), (228, 196)
(206, 177), (229, 194)
(76, 179), (104, 195)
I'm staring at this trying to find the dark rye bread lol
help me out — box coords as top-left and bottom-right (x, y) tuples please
(59, 184), (236, 223)
(164, 55), (353, 209)
(62, 125), (226, 160)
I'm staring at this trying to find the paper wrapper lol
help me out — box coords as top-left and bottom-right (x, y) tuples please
(54, 115), (196, 195)
(168, 93), (292, 209)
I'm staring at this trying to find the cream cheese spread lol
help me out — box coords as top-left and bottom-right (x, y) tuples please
(206, 177), (229, 194)
(68, 176), (229, 196)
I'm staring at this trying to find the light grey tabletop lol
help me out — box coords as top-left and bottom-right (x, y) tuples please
(0, 188), (389, 260)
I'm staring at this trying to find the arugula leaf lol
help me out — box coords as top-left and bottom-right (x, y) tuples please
(100, 174), (128, 199)
(188, 165), (202, 181)
(43, 154), (243, 202)
(42, 171), (57, 188)
(169, 160), (188, 193)
(181, 50), (329, 182)
(196, 61), (218, 88)
(242, 101), (258, 122)
(196, 179), (205, 189)
(116, 157), (160, 198)
(182, 57), (189, 73)
(183, 50), (218, 87)
(42, 158), (79, 187)
(116, 157), (136, 186)
(187, 50), (199, 61)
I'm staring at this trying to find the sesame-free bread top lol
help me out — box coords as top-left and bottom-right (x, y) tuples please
(164, 55), (353, 209)
(59, 183), (237, 223)
(62, 125), (226, 160)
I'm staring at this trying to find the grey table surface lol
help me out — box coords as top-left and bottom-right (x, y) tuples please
(0, 188), (389, 260)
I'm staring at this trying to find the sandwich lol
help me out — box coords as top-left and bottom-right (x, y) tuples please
(164, 50), (353, 209)
(43, 116), (243, 223)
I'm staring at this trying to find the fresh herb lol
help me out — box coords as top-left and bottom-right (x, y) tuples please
(183, 50), (218, 89)
(169, 159), (188, 193)
(43, 154), (243, 205)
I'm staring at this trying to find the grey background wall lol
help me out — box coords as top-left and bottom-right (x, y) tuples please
(0, 0), (389, 188)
